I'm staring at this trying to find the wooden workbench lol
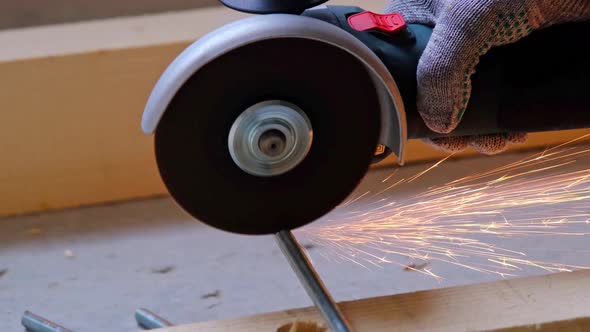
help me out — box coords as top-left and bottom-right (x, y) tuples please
(158, 269), (590, 332)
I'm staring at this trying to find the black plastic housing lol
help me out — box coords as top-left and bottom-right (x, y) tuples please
(219, 0), (329, 14)
(304, 6), (590, 139)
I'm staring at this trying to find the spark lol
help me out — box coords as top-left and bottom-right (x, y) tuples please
(407, 153), (455, 183)
(340, 190), (371, 208)
(381, 169), (399, 183)
(297, 136), (590, 279)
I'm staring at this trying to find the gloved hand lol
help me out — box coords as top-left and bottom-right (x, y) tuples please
(385, 0), (590, 154)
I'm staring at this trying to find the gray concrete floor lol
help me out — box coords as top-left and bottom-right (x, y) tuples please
(2, 145), (590, 331)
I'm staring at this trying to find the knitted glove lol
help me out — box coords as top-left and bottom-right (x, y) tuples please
(385, 0), (590, 154)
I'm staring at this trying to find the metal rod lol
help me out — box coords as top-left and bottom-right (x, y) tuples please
(275, 230), (353, 332)
(135, 308), (174, 329)
(21, 311), (73, 332)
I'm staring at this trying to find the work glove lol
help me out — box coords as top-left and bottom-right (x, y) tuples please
(385, 0), (590, 154)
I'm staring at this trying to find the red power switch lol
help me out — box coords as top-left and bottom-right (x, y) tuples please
(347, 11), (406, 34)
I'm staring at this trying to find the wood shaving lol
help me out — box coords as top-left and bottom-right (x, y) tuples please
(277, 321), (327, 332)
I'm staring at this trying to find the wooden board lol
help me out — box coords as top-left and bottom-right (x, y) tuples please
(158, 269), (590, 332)
(0, 0), (220, 30)
(491, 317), (590, 332)
(1, 4), (589, 218)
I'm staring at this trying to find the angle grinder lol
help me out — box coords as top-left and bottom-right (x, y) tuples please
(142, 0), (590, 235)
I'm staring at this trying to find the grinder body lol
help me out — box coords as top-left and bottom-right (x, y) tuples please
(142, 4), (589, 235)
(305, 6), (590, 141)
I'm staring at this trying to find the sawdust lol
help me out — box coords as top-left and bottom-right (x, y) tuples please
(277, 321), (327, 332)
(206, 303), (220, 310)
(200, 290), (221, 299)
(404, 261), (430, 272)
(64, 250), (76, 259)
(151, 266), (175, 274)
(26, 228), (43, 236)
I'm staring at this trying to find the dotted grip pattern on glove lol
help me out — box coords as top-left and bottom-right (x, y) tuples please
(385, 0), (590, 154)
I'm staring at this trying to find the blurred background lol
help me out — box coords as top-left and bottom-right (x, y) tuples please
(0, 0), (219, 29)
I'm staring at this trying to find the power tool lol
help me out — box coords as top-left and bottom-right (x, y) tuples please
(141, 0), (590, 235)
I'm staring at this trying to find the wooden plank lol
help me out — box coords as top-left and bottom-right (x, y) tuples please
(1, 5), (588, 218)
(0, 0), (220, 30)
(158, 269), (590, 332)
(491, 317), (590, 332)
(0, 7), (248, 62)
(0, 7), (251, 218)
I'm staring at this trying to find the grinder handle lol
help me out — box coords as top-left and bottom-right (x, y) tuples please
(306, 6), (590, 140)
(439, 20), (590, 139)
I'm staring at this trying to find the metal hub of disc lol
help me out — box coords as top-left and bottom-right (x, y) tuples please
(228, 100), (313, 177)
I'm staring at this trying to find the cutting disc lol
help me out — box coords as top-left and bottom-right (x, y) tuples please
(155, 38), (381, 234)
